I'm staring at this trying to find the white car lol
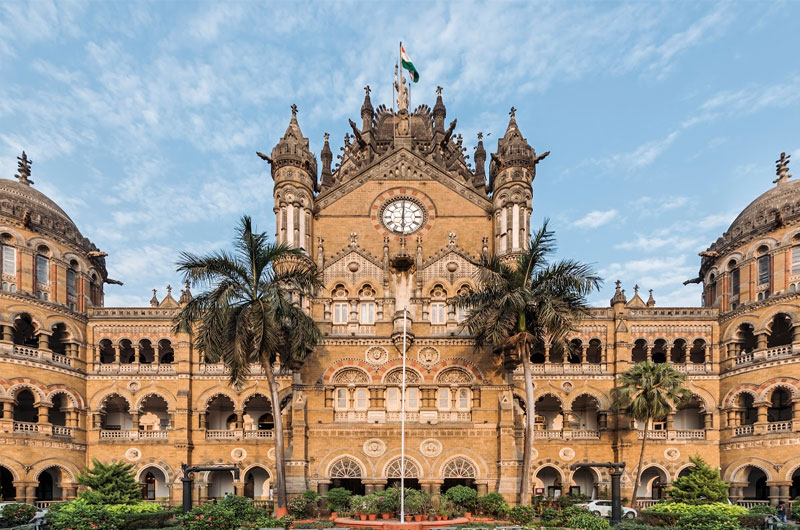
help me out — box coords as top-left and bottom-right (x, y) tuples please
(578, 500), (637, 518)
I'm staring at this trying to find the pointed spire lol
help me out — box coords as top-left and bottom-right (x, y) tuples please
(14, 151), (33, 186)
(433, 86), (446, 131)
(473, 132), (486, 186)
(361, 85), (374, 130)
(774, 152), (792, 186)
(320, 132), (333, 188)
(647, 289), (656, 307)
(268, 104), (318, 185)
(150, 289), (159, 307)
(611, 279), (627, 306)
(179, 280), (193, 305)
(626, 284), (646, 308)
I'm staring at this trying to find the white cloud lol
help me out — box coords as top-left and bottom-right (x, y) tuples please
(572, 209), (619, 229)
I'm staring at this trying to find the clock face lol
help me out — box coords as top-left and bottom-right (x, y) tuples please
(381, 198), (425, 234)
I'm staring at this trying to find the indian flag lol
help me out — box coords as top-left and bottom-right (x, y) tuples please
(400, 43), (419, 82)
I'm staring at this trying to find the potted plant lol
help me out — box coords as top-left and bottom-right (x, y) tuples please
(377, 491), (393, 519)
(349, 494), (366, 520)
(365, 493), (379, 520)
(327, 487), (351, 518)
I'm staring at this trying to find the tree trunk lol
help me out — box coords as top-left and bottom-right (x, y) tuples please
(631, 427), (648, 509)
(266, 364), (288, 513)
(520, 343), (535, 505)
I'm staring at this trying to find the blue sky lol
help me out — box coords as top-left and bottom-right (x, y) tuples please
(0, 1), (798, 307)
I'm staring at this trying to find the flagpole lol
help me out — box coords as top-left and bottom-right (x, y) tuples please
(400, 305), (407, 522)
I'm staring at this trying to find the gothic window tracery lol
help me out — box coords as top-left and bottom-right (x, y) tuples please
(443, 458), (476, 478)
(386, 458), (419, 478)
(329, 457), (362, 478)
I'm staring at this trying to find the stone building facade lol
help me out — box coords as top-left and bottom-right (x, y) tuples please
(0, 87), (798, 508)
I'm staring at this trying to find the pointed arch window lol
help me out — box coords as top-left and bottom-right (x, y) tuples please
(758, 254), (771, 286)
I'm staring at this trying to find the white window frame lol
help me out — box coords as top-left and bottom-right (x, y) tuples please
(333, 302), (349, 324)
(386, 388), (400, 411)
(359, 302), (375, 325)
(438, 388), (451, 410)
(458, 388), (470, 410)
(354, 388), (368, 410)
(2, 245), (16, 276)
(406, 387), (419, 411)
(336, 388), (348, 410)
(430, 302), (446, 324)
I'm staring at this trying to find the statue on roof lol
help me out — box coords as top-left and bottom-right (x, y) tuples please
(394, 64), (409, 112)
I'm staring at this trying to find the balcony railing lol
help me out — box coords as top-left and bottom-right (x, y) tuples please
(99, 363), (176, 374)
(534, 429), (563, 439)
(638, 430), (667, 439)
(206, 430), (239, 440)
(567, 429), (600, 439)
(334, 411), (368, 422)
(244, 429), (274, 439)
(734, 425), (754, 436)
(100, 429), (137, 439)
(52, 425), (72, 437)
(13, 345), (40, 359)
(766, 345), (793, 359)
(635, 500), (662, 509)
(673, 363), (712, 374)
(673, 429), (706, 440)
(51, 353), (72, 366)
(735, 352), (755, 365)
(386, 411), (420, 422)
(736, 500), (770, 508)
(35, 501), (57, 509)
(13, 421), (39, 433)
(138, 430), (168, 439)
(521, 363), (606, 375)
(766, 420), (792, 433)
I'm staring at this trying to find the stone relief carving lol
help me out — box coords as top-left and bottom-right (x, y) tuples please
(417, 347), (440, 369)
(366, 346), (388, 366)
(333, 368), (370, 385)
(385, 368), (420, 384)
(420, 438), (442, 457)
(436, 367), (472, 384)
(363, 438), (386, 457)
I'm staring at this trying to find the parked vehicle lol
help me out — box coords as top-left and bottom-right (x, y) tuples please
(577, 500), (637, 518)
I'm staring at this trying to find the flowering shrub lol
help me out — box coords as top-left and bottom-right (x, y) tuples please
(0, 503), (37, 526)
(47, 500), (124, 530)
(509, 504), (536, 525)
(565, 513), (612, 530)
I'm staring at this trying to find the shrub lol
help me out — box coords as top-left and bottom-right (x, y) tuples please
(176, 502), (241, 530)
(118, 511), (173, 530)
(737, 514), (767, 530)
(349, 494), (364, 513)
(665, 456), (730, 505)
(540, 506), (561, 522)
(509, 504), (536, 525)
(77, 459), (142, 505)
(614, 521), (670, 530)
(477, 492), (509, 517)
(566, 513), (612, 530)
(676, 510), (739, 530)
(326, 487), (352, 513)
(48, 500), (124, 530)
(380, 487), (400, 513)
(252, 513), (294, 529)
(748, 504), (777, 515)
(1, 503), (37, 526)
(289, 495), (310, 518)
(563, 504), (591, 519)
(445, 485), (478, 512)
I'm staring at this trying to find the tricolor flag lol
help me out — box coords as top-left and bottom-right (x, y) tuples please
(400, 43), (419, 83)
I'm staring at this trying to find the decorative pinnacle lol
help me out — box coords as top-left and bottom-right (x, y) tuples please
(477, 132), (483, 141)
(364, 85), (371, 96)
(436, 86), (443, 96)
(509, 106), (516, 118)
(15, 151), (33, 185)
(774, 152), (792, 185)
(291, 103), (298, 116)
(634, 284), (639, 294)
(324, 132), (330, 142)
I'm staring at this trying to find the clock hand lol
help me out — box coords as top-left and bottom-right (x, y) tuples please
(401, 201), (406, 232)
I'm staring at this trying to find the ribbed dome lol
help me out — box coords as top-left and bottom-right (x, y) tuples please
(0, 178), (96, 253)
(708, 153), (798, 254)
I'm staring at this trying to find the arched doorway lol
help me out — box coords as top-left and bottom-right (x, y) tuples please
(386, 458), (420, 491)
(442, 457), (477, 492)
(244, 467), (271, 500)
(535, 395), (564, 432)
(138, 467), (169, 500)
(13, 389), (37, 423)
(534, 466), (562, 498)
(0, 465), (15, 500)
(790, 467), (800, 499)
(208, 470), (235, 499)
(36, 467), (64, 502)
(636, 467), (667, 500)
(571, 468), (597, 499)
(329, 457), (365, 495)
(741, 466), (769, 500)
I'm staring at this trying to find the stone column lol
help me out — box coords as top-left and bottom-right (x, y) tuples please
(779, 482), (791, 503)
(1, 325), (12, 342)
(234, 481), (245, 497)
(793, 400), (800, 431)
(430, 481), (442, 495)
(374, 481), (386, 492)
(25, 484), (36, 505)
(317, 481), (330, 496)
(768, 483), (781, 506)
(757, 333), (768, 351)
(793, 326), (800, 345)
(364, 483), (375, 495)
(37, 333), (50, 351)
(704, 412), (713, 430)
(598, 412), (608, 430)
(476, 482), (488, 496)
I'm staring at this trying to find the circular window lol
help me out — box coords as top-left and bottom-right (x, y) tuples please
(380, 197), (427, 235)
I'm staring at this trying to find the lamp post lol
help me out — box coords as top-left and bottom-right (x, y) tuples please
(569, 462), (626, 526)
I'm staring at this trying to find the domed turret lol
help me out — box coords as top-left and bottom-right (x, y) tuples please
(489, 107), (549, 256)
(262, 105), (317, 252)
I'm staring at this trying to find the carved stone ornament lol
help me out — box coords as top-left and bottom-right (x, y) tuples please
(268, 448), (276, 461)
(333, 368), (370, 385)
(417, 347), (440, 369)
(231, 448), (247, 461)
(561, 381), (574, 393)
(363, 438), (386, 457)
(420, 438), (442, 457)
(559, 447), (576, 461)
(128, 381), (140, 394)
(385, 368), (420, 384)
(365, 346), (388, 366)
(529, 448), (539, 460)
(125, 447), (141, 462)
(436, 367), (472, 384)
(348, 261), (360, 272)
(664, 448), (680, 461)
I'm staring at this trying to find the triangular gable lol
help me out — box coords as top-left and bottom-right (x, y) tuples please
(315, 148), (492, 212)
(323, 247), (385, 285)
(420, 247), (478, 286)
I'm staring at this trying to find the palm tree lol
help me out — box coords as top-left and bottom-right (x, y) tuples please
(454, 221), (601, 505)
(174, 215), (321, 513)
(611, 362), (691, 508)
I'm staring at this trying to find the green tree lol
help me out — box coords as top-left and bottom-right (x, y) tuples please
(611, 362), (691, 508)
(174, 216), (322, 512)
(77, 458), (142, 505)
(666, 456), (729, 504)
(454, 221), (601, 504)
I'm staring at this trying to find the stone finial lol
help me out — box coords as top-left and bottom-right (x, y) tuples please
(15, 151), (33, 185)
(482, 236), (489, 255)
(349, 232), (359, 248)
(436, 86), (443, 96)
(291, 103), (298, 117)
(150, 289), (159, 307)
(364, 85), (371, 96)
(774, 152), (792, 185)
(509, 106), (516, 118)
(634, 284), (639, 295)
(166, 284), (172, 296)
(448, 232), (457, 246)
(647, 289), (656, 307)
(611, 279), (627, 305)
(179, 280), (193, 305)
